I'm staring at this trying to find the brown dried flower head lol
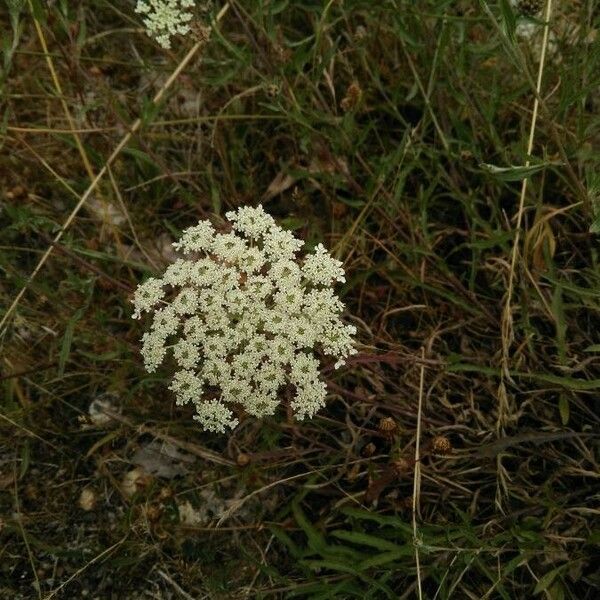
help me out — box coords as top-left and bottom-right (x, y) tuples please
(236, 452), (251, 467)
(431, 435), (452, 455)
(392, 458), (411, 477)
(362, 442), (376, 457)
(378, 416), (398, 437)
(341, 81), (363, 112)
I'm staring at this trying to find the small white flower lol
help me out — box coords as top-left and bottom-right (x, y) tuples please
(239, 247), (266, 273)
(321, 322), (357, 368)
(263, 227), (304, 260)
(192, 399), (238, 433)
(183, 315), (205, 343)
(169, 369), (203, 405)
(212, 232), (247, 264)
(132, 278), (165, 319)
(135, 0), (196, 49)
(141, 330), (167, 372)
(202, 358), (232, 387)
(172, 288), (199, 315)
(253, 359), (286, 393)
(245, 274), (274, 300)
(273, 287), (304, 313)
(291, 380), (327, 420)
(290, 352), (320, 387)
(248, 334), (269, 356)
(173, 221), (215, 254)
(269, 259), (302, 287)
(263, 308), (288, 336)
(132, 204), (356, 432)
(163, 259), (193, 286)
(245, 389), (279, 418)
(288, 317), (316, 349)
(267, 337), (295, 365)
(232, 350), (260, 380)
(190, 258), (221, 287)
(302, 243), (346, 285)
(221, 378), (252, 405)
(202, 333), (229, 358)
(226, 204), (275, 239)
(151, 306), (180, 336)
(172, 338), (200, 370)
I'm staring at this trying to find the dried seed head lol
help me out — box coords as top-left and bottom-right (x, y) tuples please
(145, 504), (162, 522)
(362, 442), (376, 457)
(236, 452), (251, 467)
(189, 22), (212, 43)
(266, 83), (280, 98)
(340, 81), (363, 112)
(354, 25), (367, 41)
(392, 458), (410, 477)
(378, 416), (398, 437)
(516, 0), (544, 17)
(432, 435), (452, 455)
(158, 486), (174, 502)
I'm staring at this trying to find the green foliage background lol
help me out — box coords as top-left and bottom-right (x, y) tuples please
(0, 1), (599, 598)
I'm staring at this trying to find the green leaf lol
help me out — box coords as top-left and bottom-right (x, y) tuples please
(292, 499), (328, 555)
(480, 161), (561, 181)
(301, 559), (358, 575)
(336, 197), (366, 209)
(268, 526), (304, 560)
(140, 96), (162, 127)
(4, 0), (26, 16)
(534, 567), (564, 595)
(497, 0), (517, 43)
(28, 0), (46, 23)
(447, 363), (600, 391)
(358, 549), (412, 570)
(123, 147), (158, 171)
(19, 440), (30, 478)
(331, 530), (404, 553)
(341, 507), (413, 535)
(58, 306), (86, 377)
(558, 395), (570, 426)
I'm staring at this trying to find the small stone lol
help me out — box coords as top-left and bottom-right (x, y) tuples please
(78, 487), (97, 511)
(121, 468), (152, 498)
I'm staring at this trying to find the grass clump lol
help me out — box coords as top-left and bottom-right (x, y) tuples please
(0, 1), (599, 598)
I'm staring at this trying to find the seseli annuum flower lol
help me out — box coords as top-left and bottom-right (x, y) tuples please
(132, 205), (356, 433)
(135, 0), (196, 49)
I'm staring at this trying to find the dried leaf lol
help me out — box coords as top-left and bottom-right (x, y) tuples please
(131, 440), (195, 479)
(263, 170), (296, 201)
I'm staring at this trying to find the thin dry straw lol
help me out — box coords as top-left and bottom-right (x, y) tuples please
(412, 346), (426, 600)
(501, 0), (554, 381)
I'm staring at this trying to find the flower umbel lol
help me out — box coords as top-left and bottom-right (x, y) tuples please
(132, 205), (356, 433)
(135, 0), (195, 49)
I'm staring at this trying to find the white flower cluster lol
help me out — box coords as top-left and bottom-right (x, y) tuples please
(132, 205), (356, 433)
(135, 0), (195, 49)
